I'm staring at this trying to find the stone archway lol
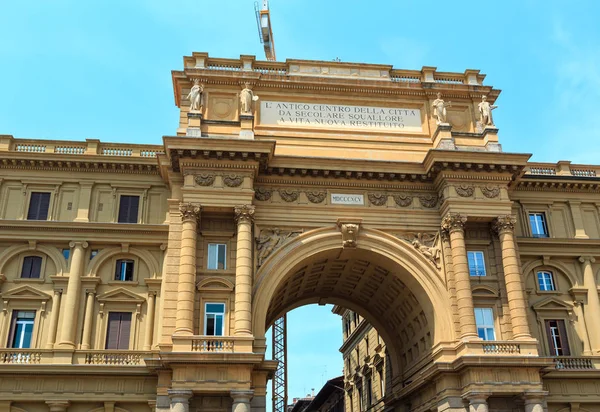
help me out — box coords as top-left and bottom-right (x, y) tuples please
(252, 225), (455, 383)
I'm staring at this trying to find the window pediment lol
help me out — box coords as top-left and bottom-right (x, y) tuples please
(97, 287), (145, 303)
(532, 297), (573, 312)
(197, 277), (234, 292)
(1, 285), (51, 302)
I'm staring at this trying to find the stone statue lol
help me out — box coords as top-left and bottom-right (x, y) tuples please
(478, 95), (497, 127)
(187, 79), (204, 112)
(240, 82), (259, 115)
(432, 92), (451, 125)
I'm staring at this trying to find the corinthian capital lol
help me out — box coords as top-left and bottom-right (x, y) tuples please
(492, 215), (516, 235)
(235, 205), (255, 224)
(441, 213), (467, 234)
(179, 202), (200, 222)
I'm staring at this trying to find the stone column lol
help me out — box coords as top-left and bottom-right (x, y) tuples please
(522, 392), (546, 412)
(234, 205), (255, 336)
(174, 203), (200, 335)
(80, 290), (96, 349)
(464, 393), (490, 412)
(45, 289), (62, 349)
(579, 256), (600, 353)
(169, 389), (193, 412)
(492, 216), (532, 340)
(144, 292), (156, 350)
(57, 241), (88, 348)
(572, 300), (592, 355)
(441, 213), (478, 340)
(46, 401), (70, 412)
(437, 396), (467, 412)
(231, 390), (254, 412)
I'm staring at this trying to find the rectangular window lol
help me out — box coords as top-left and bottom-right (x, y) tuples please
(467, 251), (486, 276)
(529, 212), (549, 237)
(378, 368), (385, 398)
(357, 385), (364, 412)
(114, 259), (134, 281)
(62, 249), (70, 261)
(207, 243), (227, 270)
(344, 317), (351, 337)
(27, 192), (51, 220)
(117, 195), (140, 223)
(348, 390), (354, 412)
(545, 319), (570, 356)
(8, 311), (35, 348)
(105, 312), (132, 350)
(21, 256), (42, 279)
(204, 303), (225, 336)
(366, 378), (372, 406)
(537, 271), (556, 291)
(90, 249), (99, 260)
(474, 308), (496, 340)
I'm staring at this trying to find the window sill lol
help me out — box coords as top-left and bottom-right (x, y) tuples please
(14, 278), (45, 284)
(535, 290), (561, 296)
(199, 269), (235, 276)
(107, 281), (139, 286)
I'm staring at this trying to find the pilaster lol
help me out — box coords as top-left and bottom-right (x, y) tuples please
(234, 205), (255, 336)
(579, 256), (600, 353)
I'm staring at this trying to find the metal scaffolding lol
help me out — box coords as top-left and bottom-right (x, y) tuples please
(272, 315), (287, 412)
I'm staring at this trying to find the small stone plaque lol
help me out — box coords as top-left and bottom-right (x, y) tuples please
(331, 194), (364, 205)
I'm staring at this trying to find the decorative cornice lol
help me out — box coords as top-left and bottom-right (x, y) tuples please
(179, 203), (200, 223)
(0, 157), (159, 175)
(492, 215), (516, 235)
(234, 205), (255, 224)
(441, 213), (467, 234)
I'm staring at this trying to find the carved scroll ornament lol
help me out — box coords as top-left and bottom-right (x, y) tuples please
(441, 213), (467, 234)
(455, 185), (474, 198)
(393, 194), (413, 207)
(234, 205), (255, 224)
(481, 185), (500, 198)
(492, 215), (516, 235)
(194, 173), (215, 186)
(179, 203), (200, 222)
(418, 194), (438, 208)
(223, 174), (244, 188)
(279, 189), (300, 203)
(254, 188), (272, 201)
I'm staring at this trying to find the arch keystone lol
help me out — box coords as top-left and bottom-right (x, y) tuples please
(336, 218), (362, 248)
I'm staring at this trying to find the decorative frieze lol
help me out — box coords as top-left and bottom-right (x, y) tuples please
(306, 190), (326, 204)
(393, 193), (413, 207)
(194, 173), (215, 186)
(254, 188), (272, 201)
(223, 174), (244, 188)
(279, 189), (299, 202)
(455, 184), (475, 198)
(368, 193), (387, 206)
(256, 228), (304, 267)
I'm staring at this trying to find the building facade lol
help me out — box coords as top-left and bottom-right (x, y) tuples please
(0, 52), (599, 412)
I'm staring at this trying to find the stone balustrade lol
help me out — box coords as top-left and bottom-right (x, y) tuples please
(553, 357), (597, 370)
(77, 351), (146, 365)
(191, 337), (235, 353)
(525, 162), (599, 178)
(436, 340), (540, 361)
(0, 350), (44, 364)
(171, 335), (254, 353)
(0, 349), (153, 366)
(1, 136), (163, 158)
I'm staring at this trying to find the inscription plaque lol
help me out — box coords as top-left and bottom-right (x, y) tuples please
(331, 194), (364, 205)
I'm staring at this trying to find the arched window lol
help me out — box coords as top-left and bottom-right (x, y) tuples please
(537, 271), (556, 291)
(21, 256), (42, 279)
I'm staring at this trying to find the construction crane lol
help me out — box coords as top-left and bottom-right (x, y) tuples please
(254, 0), (276, 61)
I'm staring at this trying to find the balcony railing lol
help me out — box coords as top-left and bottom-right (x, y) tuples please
(525, 162), (599, 178)
(0, 350), (43, 364)
(78, 351), (146, 365)
(0, 349), (153, 366)
(554, 357), (595, 370)
(191, 337), (235, 353)
(482, 343), (521, 354)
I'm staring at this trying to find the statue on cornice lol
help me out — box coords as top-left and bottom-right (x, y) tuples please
(187, 79), (204, 112)
(478, 95), (497, 127)
(240, 82), (259, 115)
(432, 92), (451, 125)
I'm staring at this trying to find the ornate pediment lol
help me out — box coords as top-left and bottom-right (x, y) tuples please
(1, 285), (51, 302)
(96, 287), (145, 303)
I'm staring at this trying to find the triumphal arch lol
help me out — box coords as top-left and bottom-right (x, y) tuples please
(0, 52), (599, 412)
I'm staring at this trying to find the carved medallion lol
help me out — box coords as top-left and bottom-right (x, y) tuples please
(194, 173), (215, 187)
(279, 189), (299, 203)
(418, 194), (438, 208)
(481, 185), (500, 198)
(306, 190), (326, 204)
(393, 194), (413, 207)
(254, 188), (272, 201)
(223, 174), (243, 187)
(456, 184), (474, 198)
(256, 228), (304, 267)
(368, 193), (387, 206)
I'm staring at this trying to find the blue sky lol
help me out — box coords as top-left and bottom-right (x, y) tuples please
(1, 0), (599, 406)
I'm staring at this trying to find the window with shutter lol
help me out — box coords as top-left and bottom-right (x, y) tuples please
(105, 312), (132, 350)
(545, 319), (570, 356)
(118, 195), (140, 223)
(8, 311), (36, 348)
(114, 259), (135, 281)
(27, 192), (51, 220)
(21, 256), (42, 278)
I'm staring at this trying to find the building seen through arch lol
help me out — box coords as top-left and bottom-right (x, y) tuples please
(0, 52), (599, 412)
